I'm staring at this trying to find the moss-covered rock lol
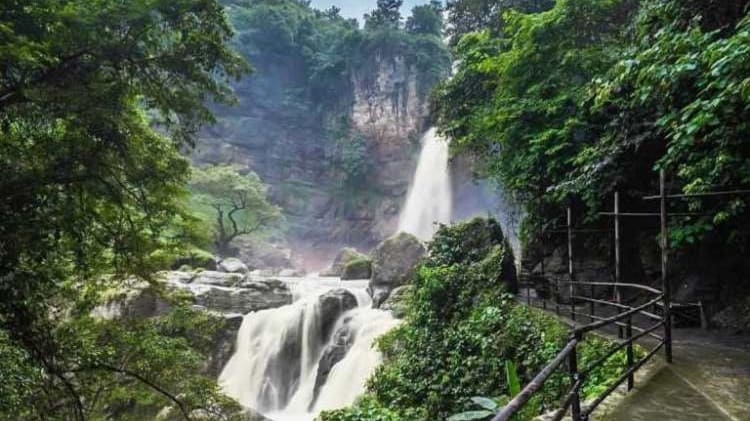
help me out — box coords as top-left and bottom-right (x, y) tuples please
(171, 248), (217, 271)
(320, 247), (368, 277)
(428, 217), (517, 293)
(368, 232), (426, 307)
(340, 257), (372, 280)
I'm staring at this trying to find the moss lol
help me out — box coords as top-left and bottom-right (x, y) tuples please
(341, 257), (372, 280)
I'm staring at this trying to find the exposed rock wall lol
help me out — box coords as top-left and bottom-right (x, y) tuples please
(194, 53), (429, 251)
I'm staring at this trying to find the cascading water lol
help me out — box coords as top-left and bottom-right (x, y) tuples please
(219, 128), (454, 420)
(219, 277), (398, 421)
(398, 128), (452, 241)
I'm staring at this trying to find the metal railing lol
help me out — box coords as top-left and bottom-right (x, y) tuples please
(497, 172), (750, 420)
(495, 280), (667, 421)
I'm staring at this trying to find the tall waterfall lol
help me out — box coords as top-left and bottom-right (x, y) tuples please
(219, 277), (398, 421)
(398, 128), (452, 240)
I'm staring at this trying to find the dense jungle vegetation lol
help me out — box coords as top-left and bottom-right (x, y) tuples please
(319, 219), (640, 421)
(434, 0), (750, 249)
(2, 0), (750, 420)
(0, 0), (449, 419)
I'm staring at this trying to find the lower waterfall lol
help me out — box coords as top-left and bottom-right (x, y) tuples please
(219, 277), (398, 421)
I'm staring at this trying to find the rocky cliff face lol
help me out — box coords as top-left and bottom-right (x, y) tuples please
(194, 53), (429, 252)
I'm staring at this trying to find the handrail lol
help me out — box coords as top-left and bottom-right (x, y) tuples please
(574, 295), (663, 335)
(580, 320), (664, 376)
(504, 278), (669, 421)
(491, 339), (579, 421)
(549, 379), (584, 421)
(558, 280), (662, 295)
(571, 295), (662, 321)
(572, 312), (663, 340)
(582, 341), (664, 416)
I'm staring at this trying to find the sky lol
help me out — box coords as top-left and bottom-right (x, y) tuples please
(310, 1), (430, 21)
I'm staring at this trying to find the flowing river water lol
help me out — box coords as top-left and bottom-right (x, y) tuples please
(219, 277), (399, 421)
(219, 129), (452, 420)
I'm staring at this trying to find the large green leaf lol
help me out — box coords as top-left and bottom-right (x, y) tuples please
(505, 360), (521, 397)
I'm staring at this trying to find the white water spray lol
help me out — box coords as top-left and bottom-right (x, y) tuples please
(219, 277), (397, 421)
(398, 128), (452, 240)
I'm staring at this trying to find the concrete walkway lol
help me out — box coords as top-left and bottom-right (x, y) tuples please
(520, 296), (750, 420)
(605, 331), (750, 421)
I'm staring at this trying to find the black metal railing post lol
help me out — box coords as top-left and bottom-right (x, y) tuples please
(626, 315), (634, 390)
(659, 170), (673, 363)
(569, 332), (582, 421)
(614, 191), (624, 339)
(568, 206), (576, 322)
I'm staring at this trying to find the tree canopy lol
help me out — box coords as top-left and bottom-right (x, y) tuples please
(434, 0), (750, 247)
(0, 0), (249, 418)
(189, 165), (283, 257)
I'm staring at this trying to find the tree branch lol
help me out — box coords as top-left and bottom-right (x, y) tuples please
(76, 364), (192, 421)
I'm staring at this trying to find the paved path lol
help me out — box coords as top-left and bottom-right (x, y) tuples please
(603, 330), (750, 421)
(519, 295), (750, 420)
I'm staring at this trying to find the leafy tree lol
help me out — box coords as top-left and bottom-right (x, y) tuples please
(574, 0), (750, 245)
(0, 0), (248, 418)
(406, 1), (444, 36)
(189, 165), (283, 257)
(365, 0), (404, 30)
(437, 0), (750, 251)
(435, 0), (635, 206)
(445, 0), (554, 44)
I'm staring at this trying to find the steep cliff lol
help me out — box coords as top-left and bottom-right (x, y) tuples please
(193, 1), (450, 254)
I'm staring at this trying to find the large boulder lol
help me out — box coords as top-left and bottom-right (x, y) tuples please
(204, 314), (244, 377)
(92, 280), (173, 320)
(368, 232), (425, 307)
(190, 279), (293, 315)
(218, 257), (250, 274)
(380, 285), (412, 319)
(320, 247), (368, 277)
(428, 218), (517, 293)
(311, 317), (356, 408)
(340, 257), (372, 280)
(317, 289), (358, 341)
(235, 238), (293, 271)
(170, 249), (218, 271)
(191, 271), (244, 287)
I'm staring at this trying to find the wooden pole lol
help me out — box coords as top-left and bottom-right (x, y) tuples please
(660, 170), (673, 363)
(568, 206), (575, 321)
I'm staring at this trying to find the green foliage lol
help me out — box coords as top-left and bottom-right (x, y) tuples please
(435, 0), (634, 206)
(319, 219), (634, 420)
(189, 165), (283, 256)
(324, 220), (562, 420)
(318, 395), (426, 421)
(365, 0), (405, 30)
(407, 2), (445, 36)
(0, 0), (249, 418)
(436, 0), (750, 248)
(445, 0), (554, 44)
(447, 363), (519, 421)
(576, 1), (750, 245)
